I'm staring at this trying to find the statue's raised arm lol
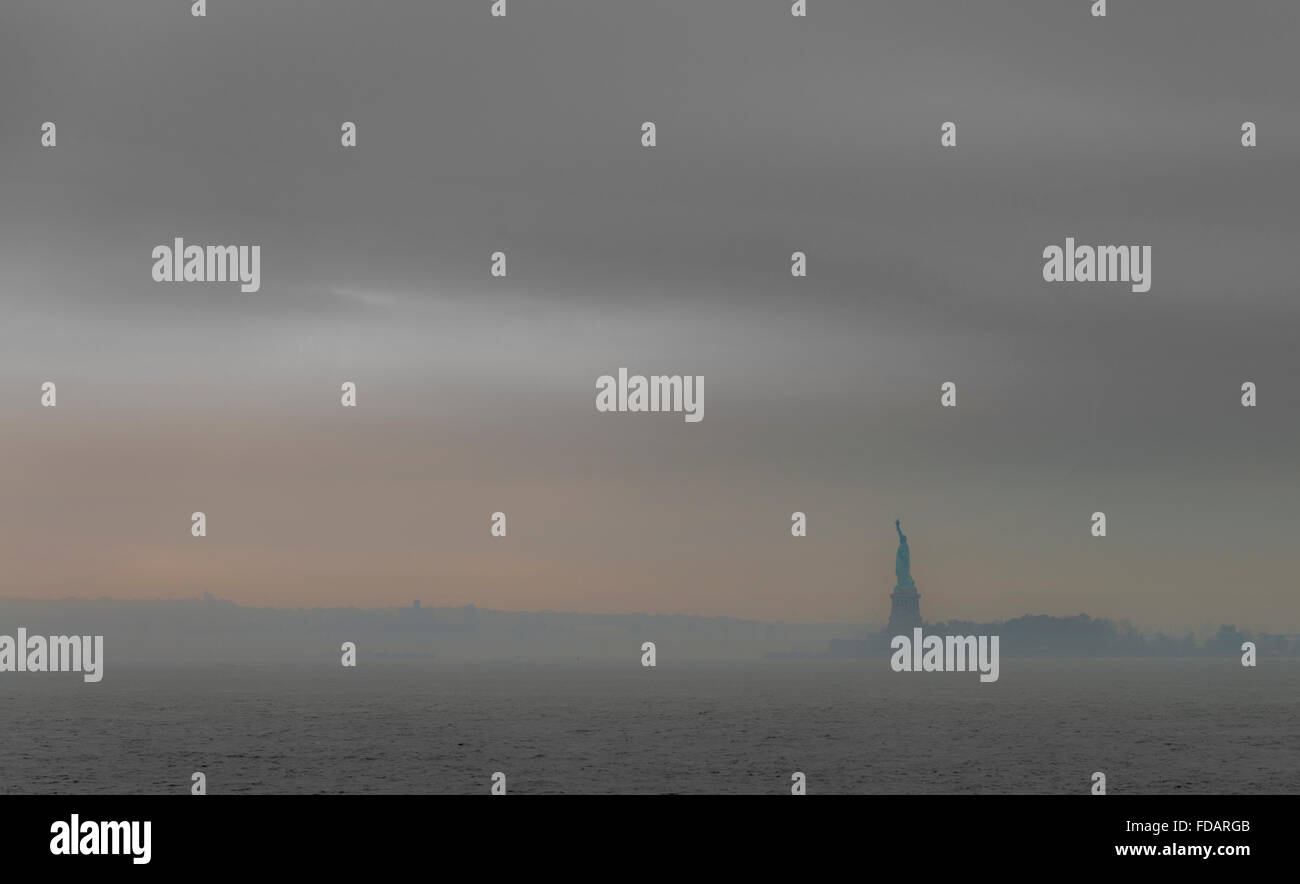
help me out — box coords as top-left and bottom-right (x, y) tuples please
(895, 519), (904, 541)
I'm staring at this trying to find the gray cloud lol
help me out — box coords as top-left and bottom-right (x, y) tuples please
(0, 0), (1295, 630)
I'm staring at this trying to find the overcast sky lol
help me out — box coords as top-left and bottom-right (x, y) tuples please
(1, 1), (1296, 632)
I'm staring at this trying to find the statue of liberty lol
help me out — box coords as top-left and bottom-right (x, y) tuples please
(894, 519), (914, 587)
(887, 518), (921, 634)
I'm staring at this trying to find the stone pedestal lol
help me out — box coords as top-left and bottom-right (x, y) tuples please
(887, 582), (922, 634)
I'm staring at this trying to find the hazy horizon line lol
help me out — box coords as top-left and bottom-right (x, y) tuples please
(3, 594), (1290, 637)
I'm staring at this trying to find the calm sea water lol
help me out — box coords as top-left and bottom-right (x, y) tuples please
(2, 659), (1296, 794)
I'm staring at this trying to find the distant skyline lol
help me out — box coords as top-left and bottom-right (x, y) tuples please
(2, 1), (1297, 633)
(2, 595), (1293, 670)
(2, 591), (1291, 641)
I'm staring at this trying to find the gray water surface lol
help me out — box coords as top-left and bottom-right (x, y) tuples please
(2, 658), (1295, 794)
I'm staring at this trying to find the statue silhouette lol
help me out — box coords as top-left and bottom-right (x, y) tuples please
(894, 519), (913, 586)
